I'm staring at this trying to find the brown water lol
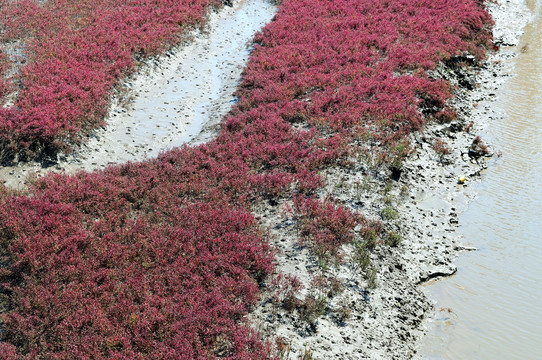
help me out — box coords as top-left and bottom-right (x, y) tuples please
(418, 1), (542, 359)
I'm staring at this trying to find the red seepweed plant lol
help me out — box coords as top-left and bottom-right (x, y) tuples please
(0, 0), (493, 357)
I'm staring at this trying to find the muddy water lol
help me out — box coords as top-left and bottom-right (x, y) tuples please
(0, 0), (276, 188)
(418, 1), (542, 359)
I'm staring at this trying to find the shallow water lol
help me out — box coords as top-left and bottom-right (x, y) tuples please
(418, 0), (542, 358)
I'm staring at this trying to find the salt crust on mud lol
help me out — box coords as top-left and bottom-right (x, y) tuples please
(0, 0), (531, 358)
(247, 0), (531, 359)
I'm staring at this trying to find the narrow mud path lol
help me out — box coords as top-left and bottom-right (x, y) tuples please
(0, 0), (277, 188)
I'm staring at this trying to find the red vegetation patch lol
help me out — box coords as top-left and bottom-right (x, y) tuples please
(238, 0), (492, 143)
(293, 195), (366, 261)
(0, 0), (492, 357)
(0, 168), (274, 358)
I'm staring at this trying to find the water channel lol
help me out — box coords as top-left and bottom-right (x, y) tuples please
(418, 0), (542, 358)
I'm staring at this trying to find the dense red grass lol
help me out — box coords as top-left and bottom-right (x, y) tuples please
(0, 0), (222, 161)
(0, 163), (275, 359)
(0, 0), (492, 357)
